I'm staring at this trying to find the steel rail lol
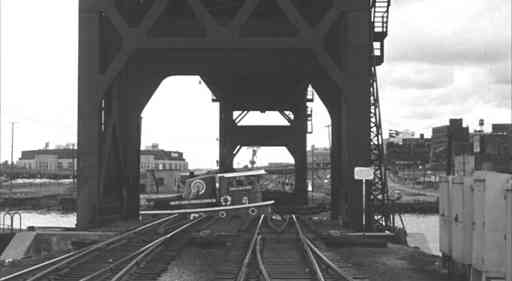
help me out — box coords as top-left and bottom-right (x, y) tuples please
(77, 248), (142, 281)
(303, 238), (361, 281)
(292, 215), (325, 281)
(141, 200), (274, 215)
(22, 214), (180, 281)
(0, 215), (180, 281)
(296, 216), (367, 281)
(235, 214), (265, 281)
(255, 235), (271, 281)
(109, 215), (209, 281)
(78, 215), (191, 281)
(265, 214), (290, 233)
(82, 215), (221, 281)
(0, 249), (85, 281)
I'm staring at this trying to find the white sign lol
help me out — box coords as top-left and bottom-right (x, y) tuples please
(354, 167), (374, 180)
(354, 166), (373, 233)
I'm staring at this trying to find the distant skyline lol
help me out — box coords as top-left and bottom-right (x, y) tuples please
(1, 0), (511, 168)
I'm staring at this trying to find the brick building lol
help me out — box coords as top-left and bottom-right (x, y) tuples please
(430, 118), (471, 174)
(386, 134), (431, 166)
(455, 124), (512, 175)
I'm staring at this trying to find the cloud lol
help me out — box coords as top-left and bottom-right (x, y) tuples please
(386, 63), (454, 90)
(387, 0), (511, 66)
(478, 84), (511, 109)
(380, 64), (511, 136)
(488, 62), (512, 84)
(400, 109), (439, 121)
(379, 0), (511, 138)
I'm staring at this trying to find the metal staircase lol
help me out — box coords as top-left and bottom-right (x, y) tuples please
(368, 0), (396, 232)
(371, 0), (391, 66)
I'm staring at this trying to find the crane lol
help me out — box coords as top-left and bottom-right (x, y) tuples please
(248, 146), (260, 168)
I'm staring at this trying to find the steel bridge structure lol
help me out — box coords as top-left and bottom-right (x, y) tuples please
(77, 0), (391, 230)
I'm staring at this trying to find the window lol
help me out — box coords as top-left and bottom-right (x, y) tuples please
(156, 177), (164, 185)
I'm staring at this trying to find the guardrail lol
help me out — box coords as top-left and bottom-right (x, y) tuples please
(0, 212), (22, 232)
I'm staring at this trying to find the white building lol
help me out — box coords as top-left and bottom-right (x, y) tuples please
(17, 143), (188, 172)
(387, 129), (416, 145)
(17, 148), (76, 171)
(140, 144), (188, 172)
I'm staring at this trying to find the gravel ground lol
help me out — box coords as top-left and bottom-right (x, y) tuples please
(323, 244), (456, 281)
(301, 213), (453, 281)
(157, 244), (227, 281)
(0, 250), (70, 278)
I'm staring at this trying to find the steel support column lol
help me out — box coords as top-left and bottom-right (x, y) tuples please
(219, 102), (235, 173)
(312, 8), (371, 231)
(77, 10), (102, 228)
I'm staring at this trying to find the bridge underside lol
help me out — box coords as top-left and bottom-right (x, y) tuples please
(77, 0), (371, 230)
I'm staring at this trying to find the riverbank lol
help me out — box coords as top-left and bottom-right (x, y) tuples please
(0, 180), (76, 211)
(389, 180), (439, 214)
(0, 210), (76, 230)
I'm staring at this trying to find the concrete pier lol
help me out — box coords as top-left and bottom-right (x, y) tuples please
(0, 231), (113, 261)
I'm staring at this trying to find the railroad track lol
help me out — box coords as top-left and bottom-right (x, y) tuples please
(216, 214), (369, 281)
(0, 214), (212, 281)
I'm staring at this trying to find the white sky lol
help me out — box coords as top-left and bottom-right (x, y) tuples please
(1, 0), (511, 168)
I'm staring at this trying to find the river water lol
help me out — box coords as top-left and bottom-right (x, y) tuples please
(0, 210), (76, 229)
(0, 211), (440, 255)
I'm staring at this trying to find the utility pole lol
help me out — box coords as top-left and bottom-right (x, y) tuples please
(310, 144), (315, 204)
(0, 1), (3, 168)
(325, 124), (331, 149)
(71, 143), (76, 186)
(10, 122), (15, 166)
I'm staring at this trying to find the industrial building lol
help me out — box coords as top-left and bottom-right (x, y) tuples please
(139, 144), (188, 172)
(430, 119), (471, 174)
(385, 134), (431, 166)
(139, 170), (186, 194)
(385, 129), (416, 145)
(491, 123), (512, 135)
(16, 143), (188, 173)
(138, 144), (189, 194)
(454, 124), (512, 175)
(307, 147), (330, 169)
(17, 146), (77, 172)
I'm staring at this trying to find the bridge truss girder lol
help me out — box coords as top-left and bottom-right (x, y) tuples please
(78, 0), (372, 230)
